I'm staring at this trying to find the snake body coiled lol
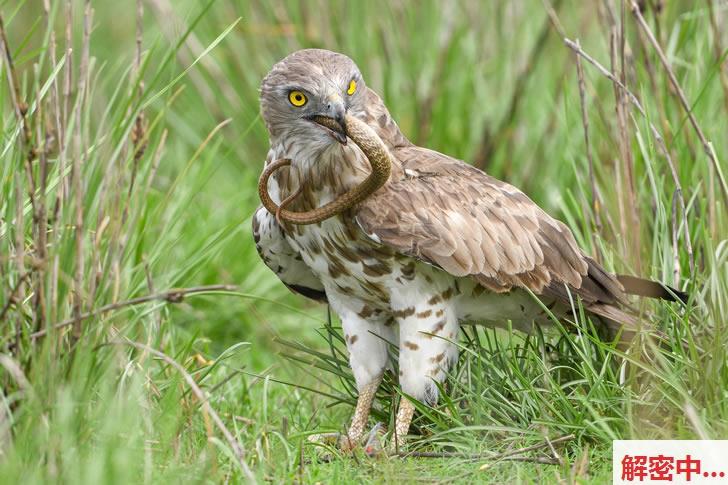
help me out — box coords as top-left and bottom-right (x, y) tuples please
(258, 114), (392, 225)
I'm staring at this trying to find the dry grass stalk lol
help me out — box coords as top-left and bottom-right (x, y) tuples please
(632, 19), (673, 154)
(1, 14), (49, 333)
(630, 1), (728, 210)
(573, 38), (604, 260)
(569, 443), (590, 482)
(131, 0), (147, 165)
(612, 15), (642, 273)
(12, 176), (25, 352)
(142, 260), (163, 344)
(20, 284), (236, 347)
(707, 143), (719, 239)
(541, 0), (621, 245)
(115, 0), (148, 293)
(32, 66), (49, 332)
(609, 29), (631, 265)
(44, 0), (62, 149)
(563, 37), (694, 278)
(541, 0), (566, 36)
(63, 1), (72, 142)
(93, 0), (149, 322)
(45, 0), (65, 327)
(0, 352), (34, 452)
(542, 431), (563, 465)
(671, 191), (681, 286)
(126, 0), (147, 198)
(0, 15), (32, 153)
(705, 0), (728, 123)
(71, 1), (92, 339)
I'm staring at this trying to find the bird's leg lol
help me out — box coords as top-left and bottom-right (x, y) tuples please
(309, 305), (394, 454)
(390, 285), (460, 453)
(307, 375), (384, 452)
(390, 397), (416, 453)
(339, 374), (382, 451)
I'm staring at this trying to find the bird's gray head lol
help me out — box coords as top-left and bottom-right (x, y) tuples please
(260, 49), (365, 151)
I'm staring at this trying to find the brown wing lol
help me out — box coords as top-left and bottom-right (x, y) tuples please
(355, 146), (626, 307)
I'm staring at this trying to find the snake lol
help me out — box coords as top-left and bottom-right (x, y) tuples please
(257, 113), (392, 225)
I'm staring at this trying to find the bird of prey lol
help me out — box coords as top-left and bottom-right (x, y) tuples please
(253, 49), (684, 453)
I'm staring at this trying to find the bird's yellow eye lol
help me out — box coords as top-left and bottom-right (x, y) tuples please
(347, 79), (357, 96)
(288, 90), (307, 107)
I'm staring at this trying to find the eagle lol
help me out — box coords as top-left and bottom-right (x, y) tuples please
(252, 49), (684, 453)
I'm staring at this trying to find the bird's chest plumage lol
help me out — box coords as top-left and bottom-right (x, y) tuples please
(268, 140), (406, 310)
(283, 216), (402, 311)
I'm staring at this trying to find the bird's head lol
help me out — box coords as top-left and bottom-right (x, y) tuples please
(258, 49), (394, 226)
(260, 49), (365, 150)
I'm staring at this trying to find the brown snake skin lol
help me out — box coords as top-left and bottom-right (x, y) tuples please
(257, 113), (392, 225)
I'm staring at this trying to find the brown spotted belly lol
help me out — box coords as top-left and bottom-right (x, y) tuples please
(283, 217), (406, 312)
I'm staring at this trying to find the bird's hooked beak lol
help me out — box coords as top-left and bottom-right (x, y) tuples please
(307, 95), (348, 145)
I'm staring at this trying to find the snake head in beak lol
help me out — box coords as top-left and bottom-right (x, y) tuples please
(308, 101), (348, 145)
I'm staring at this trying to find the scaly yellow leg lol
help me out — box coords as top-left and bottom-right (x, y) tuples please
(308, 375), (383, 452)
(390, 398), (415, 453)
(339, 376), (382, 450)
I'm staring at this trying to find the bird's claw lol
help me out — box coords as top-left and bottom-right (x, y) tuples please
(307, 422), (391, 458)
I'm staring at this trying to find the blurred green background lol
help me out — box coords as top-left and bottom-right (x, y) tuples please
(1, 0), (726, 482)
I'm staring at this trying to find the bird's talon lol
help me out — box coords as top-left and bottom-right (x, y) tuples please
(307, 423), (394, 458)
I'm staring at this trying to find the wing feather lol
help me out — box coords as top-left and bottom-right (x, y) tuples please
(355, 146), (624, 303)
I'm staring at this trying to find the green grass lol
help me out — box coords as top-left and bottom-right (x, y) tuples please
(0, 0), (726, 483)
